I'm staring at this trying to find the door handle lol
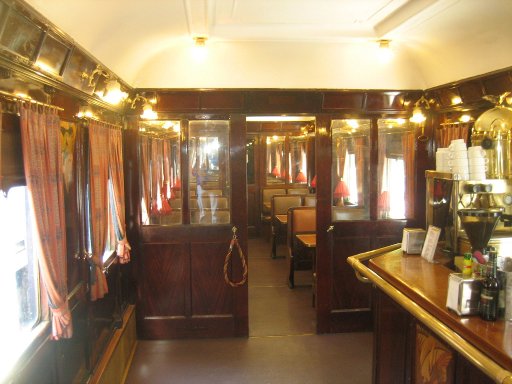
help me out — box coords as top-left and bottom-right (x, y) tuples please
(327, 225), (334, 233)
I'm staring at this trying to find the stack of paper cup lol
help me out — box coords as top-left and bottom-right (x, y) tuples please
(435, 148), (450, 172)
(448, 139), (469, 180)
(468, 146), (488, 180)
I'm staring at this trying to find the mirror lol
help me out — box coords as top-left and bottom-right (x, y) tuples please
(189, 120), (230, 225)
(266, 135), (286, 184)
(377, 118), (415, 219)
(331, 119), (370, 221)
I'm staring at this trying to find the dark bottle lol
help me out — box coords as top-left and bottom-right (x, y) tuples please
(479, 250), (500, 321)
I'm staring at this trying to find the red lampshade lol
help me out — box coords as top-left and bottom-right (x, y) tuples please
(333, 179), (350, 199)
(174, 177), (181, 190)
(295, 171), (307, 183)
(311, 175), (317, 188)
(271, 166), (281, 177)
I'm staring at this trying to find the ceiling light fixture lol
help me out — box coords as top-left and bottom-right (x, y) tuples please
(377, 39), (393, 63)
(193, 36), (207, 46)
(130, 94), (158, 120)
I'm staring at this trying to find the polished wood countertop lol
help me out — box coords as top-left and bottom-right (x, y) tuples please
(369, 248), (512, 372)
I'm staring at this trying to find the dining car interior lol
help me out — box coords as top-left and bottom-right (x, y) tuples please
(2, 0), (512, 383)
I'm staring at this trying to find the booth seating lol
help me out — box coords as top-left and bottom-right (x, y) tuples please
(287, 206), (316, 288)
(190, 196), (228, 209)
(190, 188), (223, 197)
(156, 211), (182, 225)
(304, 194), (316, 207)
(270, 194), (302, 258)
(191, 209), (230, 224)
(288, 188), (309, 195)
(262, 188), (286, 218)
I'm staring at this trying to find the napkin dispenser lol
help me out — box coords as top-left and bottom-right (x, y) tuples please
(401, 228), (426, 254)
(446, 273), (482, 316)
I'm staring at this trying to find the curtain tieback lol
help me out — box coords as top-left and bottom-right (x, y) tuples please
(50, 303), (73, 340)
(117, 237), (131, 264)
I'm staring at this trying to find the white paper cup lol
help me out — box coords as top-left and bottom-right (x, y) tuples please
(468, 157), (489, 166)
(449, 158), (469, 167)
(468, 146), (486, 158)
(449, 150), (468, 159)
(469, 172), (486, 180)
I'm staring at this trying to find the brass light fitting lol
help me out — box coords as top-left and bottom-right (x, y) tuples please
(130, 94), (157, 120)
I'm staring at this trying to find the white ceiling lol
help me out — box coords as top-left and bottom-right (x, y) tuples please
(24, 0), (512, 90)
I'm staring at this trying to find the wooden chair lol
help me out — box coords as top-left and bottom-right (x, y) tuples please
(270, 194), (302, 258)
(287, 206), (316, 288)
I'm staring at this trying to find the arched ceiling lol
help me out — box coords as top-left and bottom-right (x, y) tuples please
(24, 0), (512, 90)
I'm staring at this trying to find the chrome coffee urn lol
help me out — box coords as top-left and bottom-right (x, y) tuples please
(471, 94), (512, 179)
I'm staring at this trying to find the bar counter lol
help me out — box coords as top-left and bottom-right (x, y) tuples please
(348, 244), (512, 384)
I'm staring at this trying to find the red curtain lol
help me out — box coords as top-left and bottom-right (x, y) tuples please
(19, 103), (72, 339)
(402, 132), (416, 219)
(354, 137), (367, 205)
(437, 123), (471, 148)
(88, 121), (109, 301)
(377, 134), (389, 215)
(140, 136), (151, 222)
(108, 128), (131, 264)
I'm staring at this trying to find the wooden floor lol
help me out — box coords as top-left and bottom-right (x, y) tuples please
(124, 236), (373, 384)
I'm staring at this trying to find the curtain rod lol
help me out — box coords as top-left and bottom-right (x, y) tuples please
(0, 89), (64, 111)
(77, 116), (123, 130)
(439, 121), (473, 127)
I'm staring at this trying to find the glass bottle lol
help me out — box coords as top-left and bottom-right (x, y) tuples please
(479, 250), (500, 321)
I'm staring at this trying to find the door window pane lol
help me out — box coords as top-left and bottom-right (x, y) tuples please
(189, 120), (230, 225)
(266, 135), (286, 184)
(377, 118), (415, 219)
(140, 121), (182, 225)
(246, 137), (255, 185)
(331, 119), (370, 221)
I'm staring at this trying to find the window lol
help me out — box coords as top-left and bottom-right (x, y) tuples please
(0, 186), (41, 381)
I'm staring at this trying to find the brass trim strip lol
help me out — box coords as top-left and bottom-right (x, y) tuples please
(347, 245), (512, 384)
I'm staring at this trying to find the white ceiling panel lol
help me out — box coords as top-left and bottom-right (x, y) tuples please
(22, 0), (512, 89)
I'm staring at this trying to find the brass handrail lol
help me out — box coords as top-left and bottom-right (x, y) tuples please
(347, 245), (512, 384)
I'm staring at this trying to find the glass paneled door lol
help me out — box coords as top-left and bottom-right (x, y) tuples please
(135, 117), (248, 339)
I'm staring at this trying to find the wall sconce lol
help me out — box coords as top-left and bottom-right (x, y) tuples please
(410, 95), (430, 124)
(130, 94), (157, 120)
(101, 79), (128, 105)
(82, 65), (127, 105)
(82, 64), (109, 88)
(76, 104), (95, 119)
(410, 95), (431, 142)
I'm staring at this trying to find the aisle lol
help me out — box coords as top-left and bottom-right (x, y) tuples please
(124, 236), (373, 384)
(248, 237), (316, 337)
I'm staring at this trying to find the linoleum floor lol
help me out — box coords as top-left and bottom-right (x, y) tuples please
(124, 237), (373, 384)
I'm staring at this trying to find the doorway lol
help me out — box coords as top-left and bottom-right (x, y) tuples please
(245, 116), (317, 337)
